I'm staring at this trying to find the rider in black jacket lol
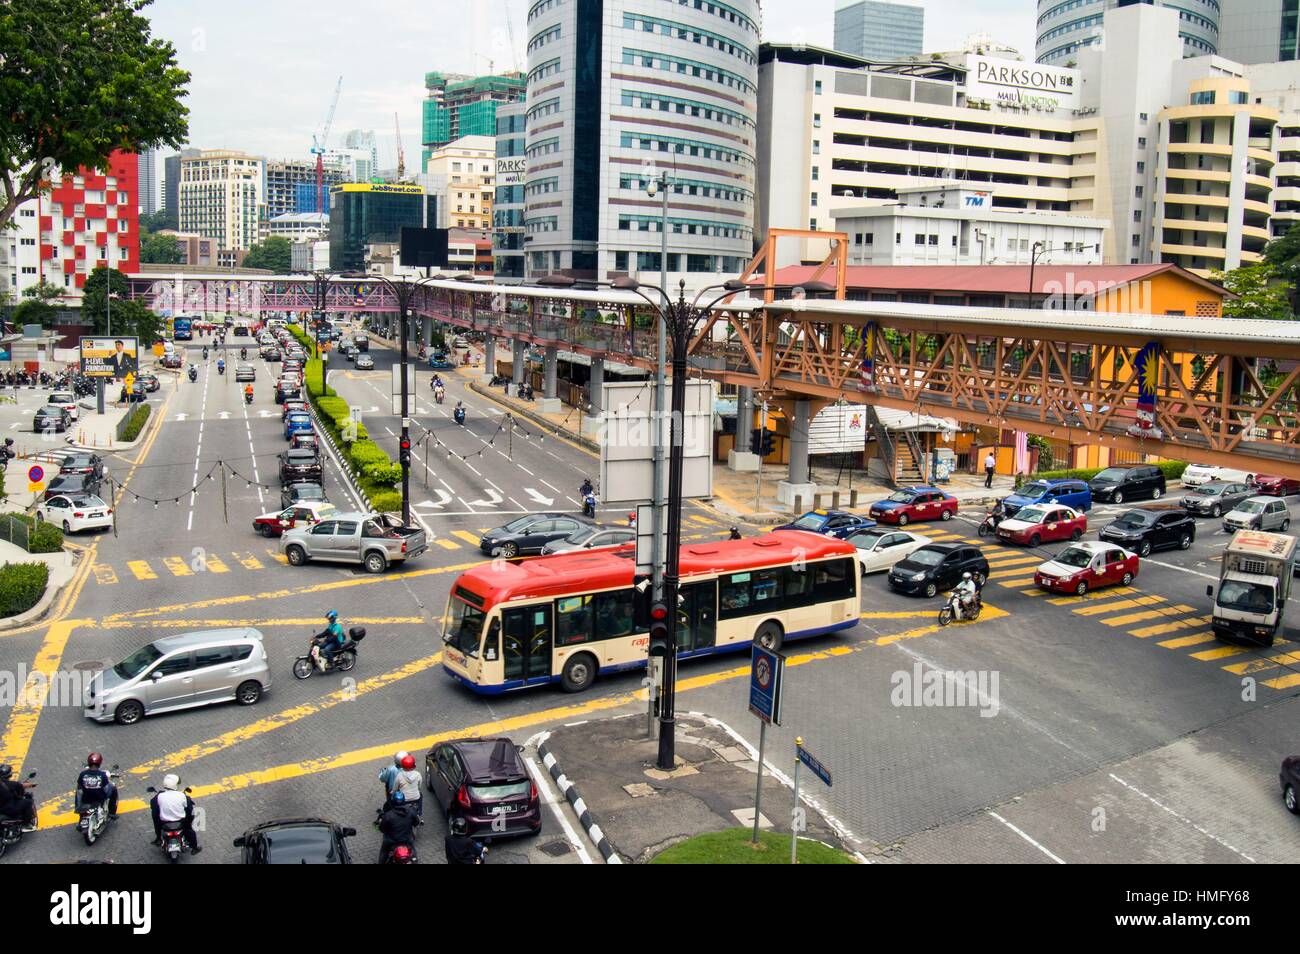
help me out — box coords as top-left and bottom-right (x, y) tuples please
(377, 792), (417, 863)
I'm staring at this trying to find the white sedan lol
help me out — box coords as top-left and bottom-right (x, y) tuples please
(847, 528), (931, 574)
(1181, 462), (1254, 487)
(36, 493), (113, 533)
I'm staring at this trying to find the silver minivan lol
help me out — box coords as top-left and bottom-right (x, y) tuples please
(1222, 496), (1292, 534)
(83, 628), (271, 726)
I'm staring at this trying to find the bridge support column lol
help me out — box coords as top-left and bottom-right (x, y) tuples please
(512, 338), (526, 392)
(420, 315), (433, 351)
(584, 356), (605, 436)
(481, 336), (497, 383)
(778, 399), (816, 510)
(539, 345), (561, 413)
(728, 385), (760, 472)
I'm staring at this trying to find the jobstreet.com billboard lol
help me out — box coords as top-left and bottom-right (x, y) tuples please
(79, 336), (139, 379)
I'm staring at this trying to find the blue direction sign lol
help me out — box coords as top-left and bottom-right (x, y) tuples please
(748, 644), (785, 725)
(797, 743), (832, 787)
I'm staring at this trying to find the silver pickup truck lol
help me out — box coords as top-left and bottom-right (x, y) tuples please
(280, 511), (427, 574)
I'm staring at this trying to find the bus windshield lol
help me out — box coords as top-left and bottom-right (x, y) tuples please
(1216, 579), (1275, 615)
(444, 595), (485, 655)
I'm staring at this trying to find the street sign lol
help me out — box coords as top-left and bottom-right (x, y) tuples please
(796, 742), (832, 787)
(124, 372), (135, 393)
(634, 502), (666, 576)
(748, 644), (785, 725)
(28, 482), (44, 494)
(391, 362), (417, 416)
(27, 465), (44, 483)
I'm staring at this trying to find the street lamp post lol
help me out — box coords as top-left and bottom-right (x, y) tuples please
(1027, 242), (1100, 308)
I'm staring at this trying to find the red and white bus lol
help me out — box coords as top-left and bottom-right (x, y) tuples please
(441, 531), (859, 694)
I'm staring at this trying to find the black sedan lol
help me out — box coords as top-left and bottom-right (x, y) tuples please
(424, 738), (541, 840)
(58, 451), (105, 481)
(1181, 480), (1253, 518)
(44, 472), (101, 501)
(34, 405), (70, 433)
(887, 543), (989, 598)
(479, 512), (593, 558)
(774, 509), (876, 539)
(278, 449), (322, 485)
(233, 818), (356, 864)
(1098, 508), (1195, 557)
(1282, 756), (1300, 815)
(281, 481), (327, 510)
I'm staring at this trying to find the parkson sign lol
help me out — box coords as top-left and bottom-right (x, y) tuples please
(966, 55), (1080, 110)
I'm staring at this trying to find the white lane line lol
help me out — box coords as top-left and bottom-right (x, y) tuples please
(508, 497), (526, 511)
(1108, 773), (1256, 863)
(541, 479), (563, 494)
(987, 812), (1066, 864)
(516, 464), (534, 476)
(524, 752), (593, 865)
(1142, 558), (1218, 581)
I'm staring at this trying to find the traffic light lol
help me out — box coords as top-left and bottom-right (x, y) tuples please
(760, 429), (775, 457)
(749, 427), (763, 455)
(399, 437), (412, 466)
(647, 601), (672, 657)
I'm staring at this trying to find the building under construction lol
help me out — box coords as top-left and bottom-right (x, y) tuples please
(421, 71), (525, 169)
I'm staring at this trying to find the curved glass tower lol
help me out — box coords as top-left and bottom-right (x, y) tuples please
(1036, 0), (1220, 65)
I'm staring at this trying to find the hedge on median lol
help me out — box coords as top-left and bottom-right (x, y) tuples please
(0, 561), (50, 618)
(1023, 460), (1189, 485)
(119, 402), (152, 442)
(367, 490), (403, 514)
(2, 513), (64, 553)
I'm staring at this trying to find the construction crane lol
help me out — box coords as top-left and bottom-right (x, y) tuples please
(310, 75), (343, 215)
(394, 112), (405, 179)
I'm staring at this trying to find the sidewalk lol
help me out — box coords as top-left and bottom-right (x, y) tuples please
(533, 711), (860, 863)
(0, 538), (77, 629)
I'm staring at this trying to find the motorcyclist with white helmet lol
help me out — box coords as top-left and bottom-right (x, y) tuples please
(149, 773), (200, 854)
(954, 572), (979, 619)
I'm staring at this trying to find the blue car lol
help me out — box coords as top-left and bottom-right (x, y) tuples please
(428, 352), (456, 370)
(774, 509), (876, 539)
(1000, 477), (1092, 518)
(285, 413), (313, 440)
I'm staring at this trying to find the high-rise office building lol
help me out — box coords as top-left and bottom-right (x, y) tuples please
(179, 150), (265, 251)
(522, 0), (759, 284)
(1036, 0), (1219, 66)
(138, 149), (161, 216)
(1219, 0), (1299, 64)
(327, 183), (436, 272)
(265, 158), (348, 219)
(834, 0), (924, 61)
(422, 136), (496, 230)
(421, 71), (526, 169)
(493, 102), (527, 281)
(163, 148), (201, 223)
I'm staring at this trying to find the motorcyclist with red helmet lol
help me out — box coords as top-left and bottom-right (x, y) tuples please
(75, 752), (118, 819)
(389, 753), (423, 819)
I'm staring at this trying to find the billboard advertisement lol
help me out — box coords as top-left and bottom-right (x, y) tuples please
(965, 55), (1080, 111)
(79, 336), (139, 379)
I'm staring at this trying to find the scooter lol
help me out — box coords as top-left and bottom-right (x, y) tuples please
(202, 347), (209, 361)
(217, 362), (225, 376)
(187, 367), (198, 383)
(582, 491), (597, 518)
(977, 506), (1005, 538)
(240, 348), (248, 361)
(453, 406), (466, 426)
(293, 627), (365, 679)
(938, 590), (982, 627)
(0, 770), (37, 860)
(244, 390), (254, 405)
(77, 765), (121, 846)
(434, 386), (445, 405)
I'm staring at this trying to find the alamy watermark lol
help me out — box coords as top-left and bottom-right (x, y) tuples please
(889, 663), (1000, 718)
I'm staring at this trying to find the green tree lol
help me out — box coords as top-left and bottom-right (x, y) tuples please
(1263, 223), (1300, 310)
(1211, 263), (1294, 321)
(112, 297), (163, 346)
(241, 236), (293, 273)
(12, 298), (57, 327)
(0, 0), (190, 232)
(81, 266), (131, 334)
(139, 208), (177, 233)
(140, 230), (184, 264)
(21, 280), (63, 303)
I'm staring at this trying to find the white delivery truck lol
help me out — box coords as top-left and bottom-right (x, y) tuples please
(1207, 530), (1296, 646)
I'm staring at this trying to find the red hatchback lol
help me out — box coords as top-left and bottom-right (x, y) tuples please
(1035, 541), (1138, 596)
(1252, 474), (1300, 497)
(995, 504), (1087, 546)
(868, 486), (958, 525)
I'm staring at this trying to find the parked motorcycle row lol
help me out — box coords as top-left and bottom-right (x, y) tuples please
(2, 367), (94, 394)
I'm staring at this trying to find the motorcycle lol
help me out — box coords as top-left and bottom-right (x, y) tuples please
(244, 390), (254, 405)
(217, 362), (225, 376)
(938, 590), (982, 627)
(373, 807), (419, 863)
(977, 508), (1005, 538)
(202, 347), (209, 361)
(582, 491), (597, 518)
(187, 367), (198, 383)
(434, 386), (445, 405)
(489, 373), (508, 387)
(293, 627), (365, 679)
(0, 770), (37, 860)
(77, 765), (121, 846)
(453, 406), (466, 426)
(240, 348), (247, 361)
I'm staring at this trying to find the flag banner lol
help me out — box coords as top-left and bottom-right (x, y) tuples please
(1125, 341), (1164, 440)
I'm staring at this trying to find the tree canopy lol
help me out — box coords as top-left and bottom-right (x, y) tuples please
(1211, 262), (1294, 321)
(140, 230), (184, 264)
(242, 236), (293, 273)
(0, 0), (190, 231)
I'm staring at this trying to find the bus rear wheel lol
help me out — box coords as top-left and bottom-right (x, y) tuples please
(754, 622), (784, 652)
(561, 653), (597, 693)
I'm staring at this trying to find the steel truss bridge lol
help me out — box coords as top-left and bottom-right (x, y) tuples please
(127, 274), (1300, 478)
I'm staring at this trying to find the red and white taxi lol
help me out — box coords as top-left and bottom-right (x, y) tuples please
(252, 500), (336, 538)
(1034, 541), (1138, 596)
(995, 504), (1087, 546)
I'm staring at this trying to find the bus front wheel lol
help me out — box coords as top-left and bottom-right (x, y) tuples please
(561, 653), (598, 693)
(754, 622), (784, 652)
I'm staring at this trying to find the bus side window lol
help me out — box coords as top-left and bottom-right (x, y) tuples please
(720, 573), (752, 616)
(784, 565), (813, 606)
(752, 568), (781, 603)
(595, 590), (635, 640)
(813, 558), (853, 600)
(555, 595), (594, 646)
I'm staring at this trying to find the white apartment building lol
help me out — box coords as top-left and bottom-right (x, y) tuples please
(2, 205), (41, 299)
(422, 135), (496, 230)
(179, 150), (265, 252)
(265, 212), (330, 243)
(833, 183), (1105, 265)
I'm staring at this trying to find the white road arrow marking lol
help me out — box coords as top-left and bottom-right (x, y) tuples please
(258, 410), (275, 418)
(525, 488), (554, 506)
(415, 490), (453, 509)
(218, 411), (231, 420)
(174, 413), (188, 422)
(468, 488), (503, 507)
(366, 406), (379, 413)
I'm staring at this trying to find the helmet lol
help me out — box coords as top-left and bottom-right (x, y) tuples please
(0, 764), (11, 780)
(450, 816), (468, 835)
(162, 773), (179, 791)
(400, 754), (416, 771)
(392, 791), (406, 804)
(326, 610), (338, 621)
(962, 572), (972, 580)
(392, 844), (413, 862)
(393, 750), (408, 766)
(87, 752), (103, 768)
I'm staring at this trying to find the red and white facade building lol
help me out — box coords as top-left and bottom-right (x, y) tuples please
(2, 150), (140, 302)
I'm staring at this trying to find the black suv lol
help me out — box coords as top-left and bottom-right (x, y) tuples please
(278, 449), (322, 485)
(233, 818), (356, 864)
(58, 451), (105, 481)
(1088, 465), (1166, 505)
(887, 543), (990, 598)
(1098, 507), (1195, 556)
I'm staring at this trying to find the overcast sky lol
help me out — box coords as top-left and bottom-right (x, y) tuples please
(147, 0), (1036, 165)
